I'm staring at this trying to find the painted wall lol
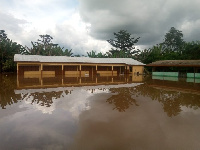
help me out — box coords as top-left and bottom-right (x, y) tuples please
(132, 75), (144, 82)
(42, 71), (55, 77)
(97, 71), (117, 76)
(187, 73), (200, 78)
(132, 66), (144, 75)
(152, 72), (179, 77)
(152, 76), (179, 81)
(24, 71), (40, 78)
(18, 63), (145, 77)
(24, 71), (56, 78)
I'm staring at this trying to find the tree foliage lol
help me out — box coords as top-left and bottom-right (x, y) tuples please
(0, 32), (74, 72)
(181, 41), (200, 59)
(162, 27), (185, 52)
(0, 30), (27, 72)
(137, 27), (200, 64)
(1, 27), (200, 73)
(27, 34), (73, 56)
(0, 30), (7, 42)
(87, 50), (107, 58)
(107, 30), (140, 58)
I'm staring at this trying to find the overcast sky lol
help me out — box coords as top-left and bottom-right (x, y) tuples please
(1, 0), (200, 55)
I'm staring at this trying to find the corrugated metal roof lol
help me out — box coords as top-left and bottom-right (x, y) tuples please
(14, 54), (145, 65)
(147, 60), (200, 67)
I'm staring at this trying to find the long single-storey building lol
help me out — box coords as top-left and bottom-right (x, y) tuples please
(14, 54), (145, 78)
(147, 60), (200, 78)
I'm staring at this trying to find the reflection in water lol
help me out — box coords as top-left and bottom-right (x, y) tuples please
(1, 74), (200, 149)
(1, 74), (200, 116)
(0, 75), (21, 109)
(21, 91), (71, 108)
(142, 79), (200, 117)
(15, 83), (142, 114)
(17, 74), (143, 88)
(106, 87), (139, 112)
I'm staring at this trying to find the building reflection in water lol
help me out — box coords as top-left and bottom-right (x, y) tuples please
(14, 74), (143, 113)
(17, 73), (144, 88)
(1, 74), (200, 117)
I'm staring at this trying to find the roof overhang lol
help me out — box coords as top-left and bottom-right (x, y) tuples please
(14, 54), (146, 66)
(147, 60), (200, 67)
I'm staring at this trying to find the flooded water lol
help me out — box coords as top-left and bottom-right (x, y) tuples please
(0, 74), (200, 150)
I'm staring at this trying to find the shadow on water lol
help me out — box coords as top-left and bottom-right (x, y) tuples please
(1, 74), (200, 117)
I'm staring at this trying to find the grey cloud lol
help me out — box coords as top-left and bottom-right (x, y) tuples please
(51, 24), (111, 55)
(0, 11), (27, 36)
(79, 0), (200, 47)
(52, 25), (88, 55)
(0, 11), (35, 47)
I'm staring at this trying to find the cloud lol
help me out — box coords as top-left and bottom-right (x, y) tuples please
(0, 0), (111, 55)
(51, 13), (112, 55)
(1, 0), (200, 55)
(79, 0), (200, 46)
(0, 11), (27, 40)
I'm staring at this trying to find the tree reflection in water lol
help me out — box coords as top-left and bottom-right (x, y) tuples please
(106, 87), (139, 112)
(19, 89), (72, 108)
(1, 74), (200, 118)
(0, 74), (21, 109)
(0, 74), (72, 109)
(21, 91), (63, 107)
(132, 82), (200, 117)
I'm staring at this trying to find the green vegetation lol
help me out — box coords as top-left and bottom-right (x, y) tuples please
(87, 27), (200, 62)
(0, 30), (28, 72)
(87, 50), (106, 58)
(107, 30), (140, 58)
(136, 27), (200, 64)
(0, 27), (200, 73)
(0, 33), (73, 72)
(26, 34), (73, 56)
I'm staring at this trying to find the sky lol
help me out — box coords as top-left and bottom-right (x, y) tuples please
(1, 0), (200, 55)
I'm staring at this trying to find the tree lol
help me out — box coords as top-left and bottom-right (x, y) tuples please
(181, 41), (200, 60)
(136, 27), (187, 63)
(162, 27), (185, 52)
(107, 30), (140, 58)
(27, 34), (73, 56)
(63, 48), (73, 56)
(0, 30), (7, 42)
(0, 30), (26, 72)
(87, 50), (97, 58)
(136, 44), (164, 64)
(96, 52), (107, 58)
(87, 50), (107, 58)
(38, 34), (54, 49)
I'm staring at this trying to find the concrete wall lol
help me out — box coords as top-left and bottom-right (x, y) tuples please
(18, 63), (145, 77)
(187, 73), (200, 78)
(132, 66), (144, 75)
(24, 71), (56, 78)
(152, 76), (179, 81)
(24, 71), (40, 78)
(42, 71), (55, 77)
(152, 72), (179, 77)
(132, 75), (144, 82)
(97, 71), (117, 76)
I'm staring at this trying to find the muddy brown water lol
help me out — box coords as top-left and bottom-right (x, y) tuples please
(0, 74), (200, 150)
